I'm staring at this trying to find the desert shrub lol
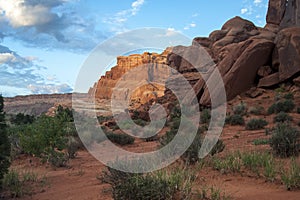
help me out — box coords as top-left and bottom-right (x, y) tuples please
(106, 133), (135, 145)
(268, 99), (295, 114)
(134, 119), (148, 127)
(269, 123), (300, 157)
(181, 134), (202, 165)
(245, 118), (268, 130)
(212, 151), (276, 181)
(197, 185), (231, 200)
(212, 152), (242, 174)
(233, 102), (247, 116)
(2, 170), (46, 198)
(249, 106), (264, 115)
(171, 117), (181, 130)
(10, 107), (80, 167)
(160, 129), (177, 146)
(97, 115), (113, 124)
(44, 149), (68, 167)
(225, 114), (245, 125)
(210, 139), (225, 156)
(273, 112), (293, 123)
(0, 95), (10, 186)
(253, 139), (269, 146)
(284, 92), (294, 100)
(281, 158), (300, 190)
(11, 113), (35, 125)
(241, 152), (273, 176)
(67, 137), (80, 159)
(102, 164), (195, 200)
(200, 109), (211, 124)
(170, 106), (181, 119)
(2, 170), (22, 197)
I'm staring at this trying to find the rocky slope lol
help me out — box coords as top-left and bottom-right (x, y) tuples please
(4, 94), (72, 116)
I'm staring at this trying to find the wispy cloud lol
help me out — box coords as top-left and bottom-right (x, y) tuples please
(241, 8), (249, 14)
(184, 23), (197, 30)
(103, 0), (145, 32)
(0, 45), (72, 96)
(241, 0), (268, 26)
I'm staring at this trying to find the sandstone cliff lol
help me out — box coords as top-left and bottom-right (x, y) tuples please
(88, 50), (170, 106)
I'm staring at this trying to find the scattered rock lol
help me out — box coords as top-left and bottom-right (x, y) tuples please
(293, 76), (300, 87)
(257, 66), (273, 77)
(258, 72), (280, 87)
(245, 88), (265, 98)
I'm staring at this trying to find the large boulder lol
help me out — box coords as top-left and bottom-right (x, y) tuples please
(276, 27), (300, 81)
(280, 0), (300, 28)
(200, 39), (274, 104)
(266, 0), (286, 26)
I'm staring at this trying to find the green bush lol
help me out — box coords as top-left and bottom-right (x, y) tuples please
(245, 118), (268, 130)
(284, 93), (294, 100)
(233, 102), (247, 116)
(9, 106), (79, 167)
(281, 158), (300, 190)
(97, 115), (113, 124)
(212, 152), (242, 174)
(2, 170), (22, 197)
(107, 133), (135, 145)
(0, 95), (10, 186)
(2, 170), (45, 198)
(241, 152), (274, 176)
(67, 137), (80, 159)
(200, 109), (211, 124)
(11, 113), (35, 125)
(226, 114), (245, 125)
(210, 139), (225, 156)
(249, 106), (264, 115)
(102, 164), (195, 200)
(253, 139), (269, 146)
(181, 134), (202, 165)
(273, 112), (293, 123)
(269, 123), (300, 157)
(268, 99), (295, 114)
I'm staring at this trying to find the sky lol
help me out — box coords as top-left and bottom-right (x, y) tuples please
(0, 0), (269, 97)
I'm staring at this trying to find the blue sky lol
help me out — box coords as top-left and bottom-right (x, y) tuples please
(0, 0), (268, 97)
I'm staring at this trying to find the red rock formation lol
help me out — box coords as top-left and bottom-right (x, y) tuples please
(90, 0), (300, 108)
(164, 0), (300, 106)
(88, 50), (170, 106)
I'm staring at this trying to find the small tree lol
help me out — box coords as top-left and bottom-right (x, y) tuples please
(0, 95), (10, 186)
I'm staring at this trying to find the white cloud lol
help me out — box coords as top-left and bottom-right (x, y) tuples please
(131, 0), (145, 15)
(27, 83), (72, 94)
(254, 0), (262, 5)
(0, 45), (72, 96)
(0, 53), (17, 64)
(184, 23), (197, 30)
(241, 8), (248, 14)
(104, 0), (145, 31)
(190, 23), (196, 28)
(0, 0), (58, 28)
(0, 0), (105, 51)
